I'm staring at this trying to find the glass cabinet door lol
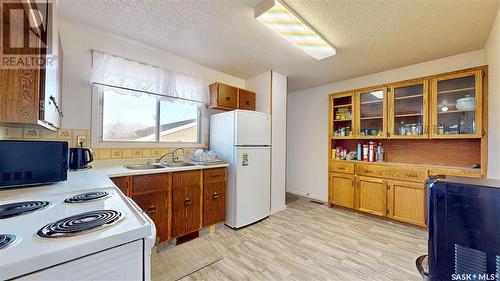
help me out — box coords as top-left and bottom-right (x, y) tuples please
(389, 81), (428, 138)
(356, 88), (387, 138)
(330, 93), (354, 139)
(431, 71), (482, 138)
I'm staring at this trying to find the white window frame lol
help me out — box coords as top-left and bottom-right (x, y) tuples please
(91, 86), (207, 149)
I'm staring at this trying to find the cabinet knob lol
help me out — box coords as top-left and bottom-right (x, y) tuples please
(245, 101), (251, 105)
(225, 97), (231, 102)
(147, 205), (156, 214)
(184, 197), (192, 206)
(213, 192), (219, 199)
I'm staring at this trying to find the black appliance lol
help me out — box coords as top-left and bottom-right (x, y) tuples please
(69, 147), (93, 170)
(417, 176), (500, 281)
(0, 140), (68, 188)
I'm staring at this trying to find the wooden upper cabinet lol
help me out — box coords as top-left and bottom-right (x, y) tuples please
(209, 83), (238, 110)
(386, 180), (426, 227)
(355, 88), (387, 139)
(355, 176), (387, 217)
(430, 70), (483, 138)
(388, 80), (429, 139)
(209, 82), (256, 111)
(330, 93), (355, 139)
(0, 1), (62, 130)
(238, 89), (256, 111)
(329, 173), (355, 208)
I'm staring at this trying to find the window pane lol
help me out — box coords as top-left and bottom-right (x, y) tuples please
(159, 99), (199, 143)
(102, 89), (157, 141)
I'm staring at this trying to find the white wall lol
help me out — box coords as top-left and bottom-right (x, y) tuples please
(245, 71), (271, 114)
(287, 50), (487, 201)
(246, 71), (287, 213)
(270, 71), (287, 213)
(58, 19), (245, 130)
(486, 8), (500, 180)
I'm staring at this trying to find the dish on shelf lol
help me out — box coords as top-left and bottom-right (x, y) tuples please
(456, 96), (475, 110)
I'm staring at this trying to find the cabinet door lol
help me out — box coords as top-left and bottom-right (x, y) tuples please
(387, 180), (426, 227)
(0, 10), (41, 124)
(356, 176), (386, 217)
(329, 173), (355, 208)
(110, 176), (129, 195)
(356, 88), (387, 138)
(40, 4), (61, 129)
(203, 181), (226, 227)
(389, 80), (428, 138)
(132, 191), (169, 242)
(430, 70), (483, 138)
(217, 83), (238, 109)
(171, 171), (201, 238)
(238, 89), (256, 110)
(330, 93), (355, 139)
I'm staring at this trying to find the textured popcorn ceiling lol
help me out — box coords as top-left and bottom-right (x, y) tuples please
(58, 0), (499, 91)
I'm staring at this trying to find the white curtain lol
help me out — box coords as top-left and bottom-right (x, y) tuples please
(90, 52), (208, 104)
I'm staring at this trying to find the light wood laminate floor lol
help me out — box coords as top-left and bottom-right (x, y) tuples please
(180, 195), (427, 281)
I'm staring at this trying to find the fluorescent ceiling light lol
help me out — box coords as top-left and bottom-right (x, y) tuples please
(255, 0), (336, 60)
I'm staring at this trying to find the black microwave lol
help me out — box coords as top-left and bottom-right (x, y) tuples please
(0, 140), (68, 188)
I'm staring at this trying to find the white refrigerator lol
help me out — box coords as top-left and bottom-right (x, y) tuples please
(210, 110), (271, 228)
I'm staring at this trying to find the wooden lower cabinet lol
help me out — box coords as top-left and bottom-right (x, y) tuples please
(203, 181), (226, 227)
(171, 170), (202, 238)
(111, 168), (227, 242)
(110, 176), (129, 195)
(132, 191), (169, 242)
(356, 176), (387, 217)
(387, 180), (426, 227)
(329, 173), (355, 208)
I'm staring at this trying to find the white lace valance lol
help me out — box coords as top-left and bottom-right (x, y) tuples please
(90, 51), (209, 104)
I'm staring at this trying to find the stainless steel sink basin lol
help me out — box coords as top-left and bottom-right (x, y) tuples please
(165, 162), (197, 167)
(125, 164), (165, 170)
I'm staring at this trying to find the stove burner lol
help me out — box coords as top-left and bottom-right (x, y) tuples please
(0, 201), (51, 219)
(64, 191), (110, 203)
(37, 210), (124, 238)
(0, 234), (16, 250)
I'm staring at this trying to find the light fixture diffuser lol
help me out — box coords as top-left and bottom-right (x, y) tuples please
(255, 0), (336, 60)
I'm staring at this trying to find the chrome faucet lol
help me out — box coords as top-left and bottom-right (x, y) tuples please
(156, 148), (185, 163)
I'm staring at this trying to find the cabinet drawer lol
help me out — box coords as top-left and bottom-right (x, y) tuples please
(173, 170), (201, 187)
(238, 89), (255, 110)
(131, 173), (170, 194)
(217, 84), (237, 109)
(356, 164), (427, 182)
(203, 168), (226, 183)
(110, 176), (129, 195)
(331, 162), (355, 174)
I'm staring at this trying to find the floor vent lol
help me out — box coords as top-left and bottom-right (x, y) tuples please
(310, 200), (324, 205)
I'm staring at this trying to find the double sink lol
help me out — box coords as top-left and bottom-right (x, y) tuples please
(125, 162), (198, 170)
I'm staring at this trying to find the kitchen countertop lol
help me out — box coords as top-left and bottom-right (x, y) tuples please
(0, 163), (229, 200)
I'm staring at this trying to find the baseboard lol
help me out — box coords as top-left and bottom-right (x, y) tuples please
(286, 190), (327, 203)
(270, 205), (287, 215)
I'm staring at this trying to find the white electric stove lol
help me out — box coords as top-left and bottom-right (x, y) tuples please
(0, 188), (155, 280)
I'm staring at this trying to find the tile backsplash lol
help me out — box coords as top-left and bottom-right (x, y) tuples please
(0, 126), (206, 160)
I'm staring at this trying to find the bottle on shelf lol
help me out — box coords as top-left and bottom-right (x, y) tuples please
(357, 143), (362, 161)
(376, 143), (384, 162)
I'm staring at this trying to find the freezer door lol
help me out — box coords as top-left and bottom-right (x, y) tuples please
(233, 147), (271, 228)
(235, 110), (271, 146)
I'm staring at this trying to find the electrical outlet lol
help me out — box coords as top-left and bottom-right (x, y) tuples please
(76, 135), (87, 147)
